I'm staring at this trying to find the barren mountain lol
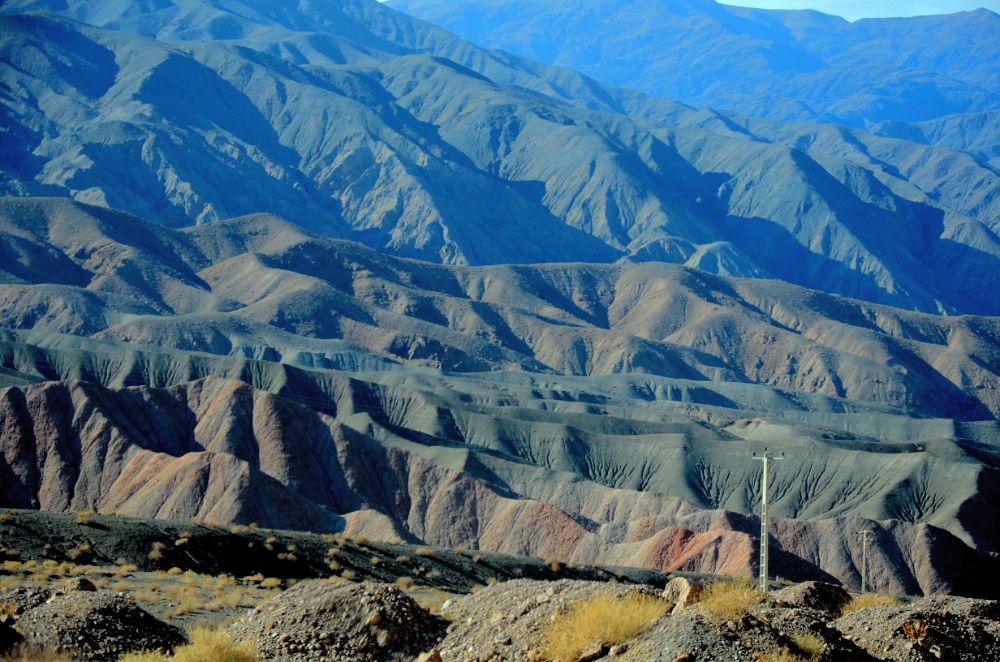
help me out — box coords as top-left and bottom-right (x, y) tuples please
(0, 370), (997, 597)
(391, 0), (1000, 128)
(0, 198), (998, 594)
(2, 1), (1000, 314)
(2, 198), (999, 419)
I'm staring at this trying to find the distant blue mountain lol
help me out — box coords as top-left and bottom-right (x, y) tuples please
(390, 0), (1000, 129)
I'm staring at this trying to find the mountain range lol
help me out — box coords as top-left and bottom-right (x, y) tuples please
(0, 0), (998, 596)
(390, 0), (1000, 148)
(0, 197), (998, 596)
(1, 0), (1000, 316)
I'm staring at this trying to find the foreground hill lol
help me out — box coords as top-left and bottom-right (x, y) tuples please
(2, 524), (998, 662)
(2, 2), (1000, 314)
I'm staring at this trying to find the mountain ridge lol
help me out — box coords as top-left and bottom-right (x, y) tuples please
(2, 2), (1000, 314)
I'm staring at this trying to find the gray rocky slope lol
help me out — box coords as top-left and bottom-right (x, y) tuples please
(0, 198), (999, 596)
(2, 1), (1000, 314)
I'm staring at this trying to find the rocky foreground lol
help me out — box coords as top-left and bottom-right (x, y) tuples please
(2, 576), (998, 662)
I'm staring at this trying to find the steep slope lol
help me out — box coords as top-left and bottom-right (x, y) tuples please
(1, 373), (997, 597)
(1, 198), (999, 420)
(1, 4), (1000, 313)
(390, 0), (1000, 128)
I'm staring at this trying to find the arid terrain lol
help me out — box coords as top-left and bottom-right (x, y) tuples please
(1, 510), (998, 661)
(1, 0), (999, 659)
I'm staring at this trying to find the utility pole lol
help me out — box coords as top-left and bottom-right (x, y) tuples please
(753, 450), (783, 593)
(860, 530), (870, 593)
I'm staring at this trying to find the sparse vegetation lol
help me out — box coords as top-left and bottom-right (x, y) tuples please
(791, 633), (826, 661)
(75, 510), (96, 526)
(148, 542), (167, 561)
(754, 649), (809, 662)
(67, 544), (92, 561)
(695, 579), (764, 625)
(840, 593), (901, 616)
(539, 592), (669, 662)
(120, 627), (260, 662)
(0, 646), (74, 662)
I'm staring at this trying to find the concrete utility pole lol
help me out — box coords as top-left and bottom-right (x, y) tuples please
(753, 450), (783, 593)
(860, 530), (871, 593)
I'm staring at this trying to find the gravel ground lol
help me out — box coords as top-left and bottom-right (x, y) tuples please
(833, 596), (1000, 661)
(14, 590), (186, 661)
(229, 580), (447, 661)
(435, 578), (661, 661)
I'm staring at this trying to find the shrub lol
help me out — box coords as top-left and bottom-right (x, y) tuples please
(166, 567), (183, 575)
(148, 542), (167, 561)
(539, 592), (669, 662)
(259, 577), (282, 589)
(120, 627), (260, 662)
(695, 579), (763, 625)
(840, 593), (901, 616)
(67, 544), (91, 561)
(415, 547), (435, 557)
(75, 511), (96, 526)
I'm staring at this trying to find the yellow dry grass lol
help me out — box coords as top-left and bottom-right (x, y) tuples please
(791, 633), (826, 661)
(695, 579), (764, 625)
(840, 593), (901, 616)
(0, 646), (74, 661)
(120, 628), (259, 662)
(755, 649), (809, 662)
(539, 592), (669, 662)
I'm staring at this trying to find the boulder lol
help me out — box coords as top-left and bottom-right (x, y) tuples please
(662, 577), (704, 613)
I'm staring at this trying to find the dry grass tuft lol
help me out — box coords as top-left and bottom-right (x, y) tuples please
(695, 579), (764, 625)
(754, 649), (809, 662)
(0, 645), (74, 661)
(791, 633), (825, 661)
(120, 627), (259, 662)
(539, 592), (669, 662)
(840, 593), (901, 616)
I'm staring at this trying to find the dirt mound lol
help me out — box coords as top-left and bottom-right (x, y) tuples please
(228, 580), (446, 661)
(436, 578), (665, 660)
(833, 596), (1000, 661)
(773, 581), (851, 614)
(627, 609), (794, 661)
(0, 587), (51, 617)
(14, 590), (186, 661)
